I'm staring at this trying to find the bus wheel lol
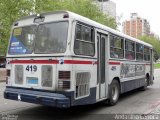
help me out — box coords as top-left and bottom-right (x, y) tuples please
(108, 80), (120, 106)
(141, 76), (149, 91)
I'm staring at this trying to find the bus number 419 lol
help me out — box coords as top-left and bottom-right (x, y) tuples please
(26, 65), (37, 72)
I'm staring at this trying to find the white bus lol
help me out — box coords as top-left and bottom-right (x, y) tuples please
(4, 11), (154, 108)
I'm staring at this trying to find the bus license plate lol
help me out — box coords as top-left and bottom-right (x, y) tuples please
(27, 77), (38, 84)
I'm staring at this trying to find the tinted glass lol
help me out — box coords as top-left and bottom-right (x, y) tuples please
(74, 41), (94, 56)
(125, 40), (135, 60)
(35, 22), (68, 53)
(9, 26), (36, 54)
(74, 24), (95, 56)
(136, 43), (143, 60)
(144, 46), (150, 61)
(110, 35), (124, 59)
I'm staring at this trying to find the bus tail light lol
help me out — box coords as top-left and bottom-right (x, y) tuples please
(58, 71), (70, 90)
(7, 69), (11, 77)
(6, 69), (11, 84)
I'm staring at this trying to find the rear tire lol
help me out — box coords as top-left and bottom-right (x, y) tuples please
(108, 80), (120, 106)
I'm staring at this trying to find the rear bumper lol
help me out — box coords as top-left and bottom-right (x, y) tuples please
(4, 87), (70, 108)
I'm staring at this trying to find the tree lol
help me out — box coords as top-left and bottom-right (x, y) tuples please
(0, 0), (34, 55)
(0, 0), (117, 55)
(33, 0), (117, 28)
(153, 50), (159, 62)
(139, 35), (160, 61)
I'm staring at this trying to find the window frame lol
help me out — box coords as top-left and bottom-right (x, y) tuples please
(74, 22), (95, 57)
(8, 25), (37, 55)
(136, 43), (144, 61)
(144, 46), (151, 61)
(110, 34), (124, 59)
(34, 21), (69, 54)
(125, 39), (135, 60)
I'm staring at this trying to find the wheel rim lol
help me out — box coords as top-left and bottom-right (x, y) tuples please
(112, 84), (118, 101)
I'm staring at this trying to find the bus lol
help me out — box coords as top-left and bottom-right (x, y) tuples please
(4, 11), (154, 108)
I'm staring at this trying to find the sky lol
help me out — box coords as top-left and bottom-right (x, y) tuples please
(111, 0), (160, 37)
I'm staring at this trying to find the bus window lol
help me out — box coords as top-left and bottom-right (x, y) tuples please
(125, 40), (135, 60)
(74, 24), (95, 56)
(136, 43), (143, 60)
(35, 22), (68, 54)
(144, 46), (150, 61)
(9, 26), (36, 54)
(110, 35), (124, 59)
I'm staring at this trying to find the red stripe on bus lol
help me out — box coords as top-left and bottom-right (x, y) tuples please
(10, 60), (59, 64)
(64, 60), (94, 64)
(109, 61), (121, 65)
(10, 60), (97, 65)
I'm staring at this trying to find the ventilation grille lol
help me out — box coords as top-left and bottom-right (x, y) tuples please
(75, 72), (90, 98)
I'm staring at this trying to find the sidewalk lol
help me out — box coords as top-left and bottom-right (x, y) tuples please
(0, 68), (6, 82)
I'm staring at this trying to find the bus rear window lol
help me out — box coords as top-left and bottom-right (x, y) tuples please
(9, 26), (36, 54)
(35, 22), (68, 54)
(8, 22), (68, 55)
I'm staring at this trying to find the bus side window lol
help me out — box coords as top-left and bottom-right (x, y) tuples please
(136, 43), (143, 60)
(74, 24), (95, 56)
(125, 40), (135, 60)
(110, 35), (124, 59)
(144, 46), (150, 61)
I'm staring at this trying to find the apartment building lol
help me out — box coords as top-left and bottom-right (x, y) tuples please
(123, 13), (150, 38)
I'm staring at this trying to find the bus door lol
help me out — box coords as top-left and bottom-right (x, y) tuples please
(97, 32), (108, 100)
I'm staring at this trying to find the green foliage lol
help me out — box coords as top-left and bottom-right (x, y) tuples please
(139, 35), (160, 61)
(33, 0), (117, 28)
(154, 63), (160, 69)
(0, 0), (116, 55)
(0, 0), (34, 55)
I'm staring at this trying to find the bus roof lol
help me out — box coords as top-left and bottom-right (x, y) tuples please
(16, 10), (152, 48)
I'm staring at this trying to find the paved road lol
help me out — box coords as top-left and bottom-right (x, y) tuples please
(0, 69), (160, 120)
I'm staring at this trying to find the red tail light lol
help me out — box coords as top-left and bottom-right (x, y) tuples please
(58, 71), (70, 90)
(6, 69), (11, 84)
(59, 71), (70, 79)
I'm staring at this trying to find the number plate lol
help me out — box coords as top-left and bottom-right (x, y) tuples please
(27, 77), (38, 84)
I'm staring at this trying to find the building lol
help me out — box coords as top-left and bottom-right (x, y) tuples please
(123, 13), (150, 38)
(96, 0), (116, 18)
